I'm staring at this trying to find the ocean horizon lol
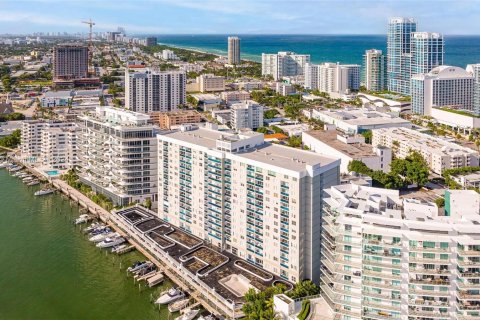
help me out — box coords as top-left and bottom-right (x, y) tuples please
(144, 34), (480, 67)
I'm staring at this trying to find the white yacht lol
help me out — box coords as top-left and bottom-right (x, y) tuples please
(96, 236), (125, 248)
(34, 189), (55, 196)
(84, 222), (105, 233)
(27, 180), (40, 186)
(174, 309), (200, 320)
(155, 288), (185, 305)
(89, 231), (118, 243)
(74, 214), (90, 225)
(127, 261), (151, 273)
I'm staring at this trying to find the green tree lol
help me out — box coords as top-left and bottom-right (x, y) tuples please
(0, 129), (21, 148)
(242, 285), (285, 319)
(404, 151), (430, 186)
(256, 127), (269, 134)
(287, 280), (320, 299)
(263, 108), (279, 119)
(287, 135), (302, 148)
(361, 130), (372, 144)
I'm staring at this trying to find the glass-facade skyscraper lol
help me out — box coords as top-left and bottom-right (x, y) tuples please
(387, 17), (417, 95)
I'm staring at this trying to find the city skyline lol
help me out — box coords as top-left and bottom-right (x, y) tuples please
(2, 0), (480, 35)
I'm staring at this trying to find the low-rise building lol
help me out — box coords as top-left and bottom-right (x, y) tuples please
(321, 183), (480, 320)
(305, 107), (412, 134)
(451, 172), (480, 189)
(197, 74), (225, 92)
(149, 110), (202, 130)
(41, 90), (73, 107)
(211, 109), (231, 125)
(372, 127), (479, 174)
(275, 83), (296, 96)
(302, 130), (391, 173)
(77, 107), (158, 207)
(430, 107), (480, 131)
(230, 101), (263, 130)
(220, 90), (250, 103)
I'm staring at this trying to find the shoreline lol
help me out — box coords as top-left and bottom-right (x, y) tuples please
(157, 42), (261, 64)
(5, 155), (229, 318)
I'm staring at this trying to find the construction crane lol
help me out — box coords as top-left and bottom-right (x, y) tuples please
(82, 19), (95, 75)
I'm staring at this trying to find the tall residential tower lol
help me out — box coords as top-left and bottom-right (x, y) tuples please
(227, 36), (241, 65)
(363, 49), (387, 92)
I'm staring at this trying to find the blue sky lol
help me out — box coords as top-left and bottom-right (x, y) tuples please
(0, 0), (479, 35)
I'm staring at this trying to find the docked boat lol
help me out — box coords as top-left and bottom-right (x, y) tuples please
(27, 180), (40, 186)
(84, 222), (105, 233)
(89, 227), (111, 236)
(89, 231), (118, 243)
(34, 189), (55, 196)
(96, 236), (125, 248)
(154, 287), (185, 305)
(74, 214), (91, 225)
(111, 244), (128, 253)
(9, 166), (23, 172)
(127, 261), (150, 273)
(168, 298), (190, 313)
(174, 309), (199, 320)
(197, 315), (215, 320)
(22, 176), (34, 182)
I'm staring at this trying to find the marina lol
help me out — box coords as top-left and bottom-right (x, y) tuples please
(0, 167), (178, 320)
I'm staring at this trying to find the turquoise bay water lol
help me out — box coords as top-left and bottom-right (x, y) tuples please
(153, 34), (480, 67)
(0, 169), (172, 320)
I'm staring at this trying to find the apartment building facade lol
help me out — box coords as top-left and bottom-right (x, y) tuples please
(262, 52), (310, 81)
(466, 64), (480, 114)
(196, 74), (225, 93)
(363, 49), (387, 92)
(20, 120), (77, 166)
(125, 67), (186, 113)
(230, 101), (264, 130)
(227, 36), (241, 65)
(321, 183), (480, 320)
(157, 126), (340, 283)
(53, 44), (89, 80)
(304, 63), (360, 94)
(77, 107), (158, 207)
(372, 127), (479, 174)
(149, 110), (202, 130)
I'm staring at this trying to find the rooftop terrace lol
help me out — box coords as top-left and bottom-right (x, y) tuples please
(115, 206), (292, 304)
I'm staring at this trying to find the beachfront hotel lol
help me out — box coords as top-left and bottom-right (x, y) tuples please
(77, 106), (158, 207)
(157, 124), (340, 283)
(411, 66), (474, 115)
(125, 66), (186, 113)
(372, 127), (479, 174)
(321, 183), (480, 320)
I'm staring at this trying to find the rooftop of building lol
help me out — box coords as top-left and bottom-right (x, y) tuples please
(79, 106), (155, 128)
(304, 130), (377, 158)
(373, 127), (478, 155)
(413, 65), (473, 80)
(326, 184), (480, 230)
(114, 206), (292, 304)
(159, 126), (339, 174)
(313, 107), (410, 126)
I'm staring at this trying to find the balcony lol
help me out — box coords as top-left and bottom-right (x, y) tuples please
(408, 309), (449, 318)
(363, 269), (401, 280)
(363, 300), (401, 311)
(409, 278), (450, 286)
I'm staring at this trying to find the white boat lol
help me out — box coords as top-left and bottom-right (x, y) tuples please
(89, 231), (118, 243)
(127, 261), (150, 273)
(84, 222), (105, 233)
(197, 315), (215, 320)
(27, 180), (40, 186)
(0, 162), (8, 168)
(174, 309), (200, 320)
(154, 287), (185, 305)
(9, 166), (23, 172)
(168, 298), (190, 313)
(111, 244), (127, 253)
(22, 176), (34, 181)
(74, 214), (91, 225)
(96, 236), (125, 248)
(34, 189), (55, 196)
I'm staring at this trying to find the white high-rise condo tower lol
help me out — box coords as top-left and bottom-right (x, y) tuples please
(125, 67), (186, 113)
(228, 36), (241, 65)
(262, 52), (310, 81)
